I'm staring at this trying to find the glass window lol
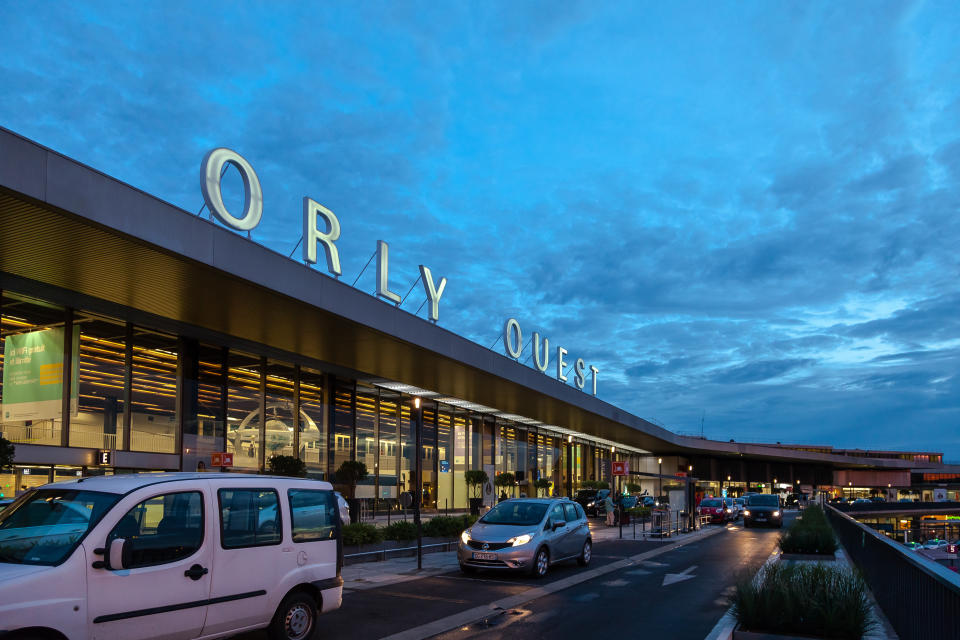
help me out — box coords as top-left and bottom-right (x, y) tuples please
(575, 503), (585, 519)
(288, 489), (337, 543)
(196, 344), (226, 442)
(421, 404), (436, 509)
(130, 329), (178, 453)
(107, 491), (203, 568)
(564, 503), (579, 522)
(218, 488), (280, 548)
(225, 352), (262, 471)
(0, 489), (120, 565)
(71, 314), (126, 450)
(453, 412), (468, 509)
(355, 384), (376, 499)
(299, 367), (326, 477)
(436, 407), (453, 511)
(548, 503), (565, 525)
(331, 379), (354, 476)
(481, 501), (548, 526)
(264, 360), (295, 461)
(1, 292), (68, 447)
(399, 400), (414, 498)
(378, 391), (400, 500)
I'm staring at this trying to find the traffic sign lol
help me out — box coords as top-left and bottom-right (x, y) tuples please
(612, 461), (629, 476)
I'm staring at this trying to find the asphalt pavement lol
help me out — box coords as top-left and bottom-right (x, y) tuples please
(237, 512), (796, 640)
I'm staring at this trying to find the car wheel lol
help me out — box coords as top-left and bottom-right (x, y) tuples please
(460, 563), (477, 574)
(577, 539), (592, 566)
(268, 590), (317, 640)
(530, 547), (549, 579)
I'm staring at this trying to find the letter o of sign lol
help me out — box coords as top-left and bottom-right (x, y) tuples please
(504, 318), (523, 359)
(200, 148), (263, 232)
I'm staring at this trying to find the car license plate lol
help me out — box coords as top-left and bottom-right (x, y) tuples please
(472, 552), (497, 561)
(756, 516), (766, 521)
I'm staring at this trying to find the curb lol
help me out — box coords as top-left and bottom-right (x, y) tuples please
(377, 525), (726, 640)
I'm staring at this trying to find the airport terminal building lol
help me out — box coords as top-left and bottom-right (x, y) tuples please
(1, 127), (958, 506)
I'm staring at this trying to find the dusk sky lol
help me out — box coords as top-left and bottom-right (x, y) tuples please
(2, 2), (958, 460)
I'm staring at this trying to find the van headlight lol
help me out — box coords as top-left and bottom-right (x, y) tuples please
(773, 511), (780, 517)
(507, 533), (533, 547)
(743, 510), (750, 517)
(461, 530), (471, 544)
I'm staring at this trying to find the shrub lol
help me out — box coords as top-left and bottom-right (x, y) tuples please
(341, 522), (383, 546)
(423, 514), (477, 538)
(778, 505), (838, 555)
(627, 506), (651, 518)
(267, 455), (306, 478)
(383, 520), (418, 542)
(733, 561), (872, 639)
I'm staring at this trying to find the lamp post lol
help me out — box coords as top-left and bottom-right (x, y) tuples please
(413, 396), (423, 570)
(657, 457), (663, 503)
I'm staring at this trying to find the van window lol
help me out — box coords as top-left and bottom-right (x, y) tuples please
(288, 490), (337, 542)
(218, 489), (281, 548)
(107, 491), (203, 568)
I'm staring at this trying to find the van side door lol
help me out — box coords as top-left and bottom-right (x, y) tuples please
(201, 486), (282, 636)
(85, 488), (212, 640)
(287, 488), (341, 609)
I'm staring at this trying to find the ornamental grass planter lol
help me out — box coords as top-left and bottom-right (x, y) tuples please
(733, 627), (834, 640)
(779, 552), (836, 562)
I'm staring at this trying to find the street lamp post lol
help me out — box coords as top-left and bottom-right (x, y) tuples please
(413, 397), (423, 570)
(657, 457), (663, 503)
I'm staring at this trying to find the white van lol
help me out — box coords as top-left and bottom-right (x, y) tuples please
(0, 472), (343, 640)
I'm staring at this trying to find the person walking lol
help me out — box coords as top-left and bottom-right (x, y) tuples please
(605, 492), (616, 526)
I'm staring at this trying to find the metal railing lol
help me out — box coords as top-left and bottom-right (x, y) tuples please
(826, 504), (960, 640)
(344, 540), (458, 563)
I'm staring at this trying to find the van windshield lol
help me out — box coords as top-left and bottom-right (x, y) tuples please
(0, 489), (120, 565)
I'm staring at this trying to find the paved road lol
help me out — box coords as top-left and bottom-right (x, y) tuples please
(239, 512), (796, 640)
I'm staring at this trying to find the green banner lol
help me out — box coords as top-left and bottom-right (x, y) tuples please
(2, 327), (79, 421)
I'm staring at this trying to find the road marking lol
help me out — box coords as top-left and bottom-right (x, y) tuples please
(376, 525), (726, 640)
(662, 565), (697, 586)
(625, 569), (651, 576)
(640, 560), (668, 567)
(602, 579), (629, 587)
(573, 592), (601, 602)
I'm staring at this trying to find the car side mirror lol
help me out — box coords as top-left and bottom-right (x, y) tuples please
(552, 519), (565, 531)
(106, 537), (132, 570)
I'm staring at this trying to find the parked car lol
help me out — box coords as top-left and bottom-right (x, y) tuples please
(723, 497), (740, 520)
(923, 539), (948, 550)
(697, 498), (728, 524)
(619, 495), (639, 510)
(742, 494), (783, 528)
(334, 490), (350, 525)
(0, 472), (343, 640)
(898, 498), (914, 503)
(640, 496), (657, 508)
(870, 496), (886, 503)
(904, 541), (923, 552)
(458, 498), (591, 578)
(851, 498), (872, 505)
(0, 498), (15, 512)
(591, 489), (612, 515)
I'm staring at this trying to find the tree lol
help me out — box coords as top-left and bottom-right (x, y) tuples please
(464, 469), (489, 499)
(626, 482), (643, 494)
(268, 455), (306, 478)
(0, 436), (14, 471)
(534, 478), (552, 497)
(335, 460), (369, 499)
(494, 472), (516, 498)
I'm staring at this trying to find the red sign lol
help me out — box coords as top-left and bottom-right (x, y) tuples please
(949, 543), (958, 555)
(612, 461), (629, 476)
(675, 471), (687, 477)
(211, 452), (234, 467)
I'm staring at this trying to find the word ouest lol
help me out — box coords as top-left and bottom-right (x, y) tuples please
(200, 148), (447, 321)
(503, 318), (599, 395)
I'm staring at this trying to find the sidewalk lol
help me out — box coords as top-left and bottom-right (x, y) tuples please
(342, 521), (724, 592)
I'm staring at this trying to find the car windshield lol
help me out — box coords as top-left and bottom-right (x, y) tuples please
(700, 499), (722, 507)
(747, 495), (779, 507)
(0, 489), (120, 565)
(480, 501), (549, 526)
(575, 490), (597, 499)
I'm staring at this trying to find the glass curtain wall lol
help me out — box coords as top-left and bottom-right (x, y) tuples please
(195, 344), (226, 455)
(263, 360), (295, 461)
(71, 313), (125, 450)
(331, 378), (354, 480)
(298, 367), (326, 476)
(225, 351), (262, 472)
(421, 403), (436, 509)
(355, 383), (377, 499)
(436, 407), (453, 511)
(453, 411), (468, 509)
(378, 391), (400, 501)
(130, 328), (178, 453)
(399, 400), (414, 498)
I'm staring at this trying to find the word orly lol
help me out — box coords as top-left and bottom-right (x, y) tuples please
(200, 148), (447, 321)
(503, 318), (599, 395)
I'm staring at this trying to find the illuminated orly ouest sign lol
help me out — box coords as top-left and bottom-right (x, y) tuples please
(200, 148), (448, 321)
(503, 318), (599, 395)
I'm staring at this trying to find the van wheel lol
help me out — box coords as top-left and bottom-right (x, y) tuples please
(577, 539), (592, 566)
(268, 590), (317, 640)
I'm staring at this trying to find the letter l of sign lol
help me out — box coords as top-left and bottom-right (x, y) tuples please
(376, 240), (402, 304)
(419, 265), (447, 322)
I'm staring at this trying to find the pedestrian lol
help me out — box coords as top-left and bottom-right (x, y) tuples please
(499, 490), (508, 503)
(605, 492), (616, 526)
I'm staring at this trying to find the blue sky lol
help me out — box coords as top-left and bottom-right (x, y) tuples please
(2, 2), (959, 459)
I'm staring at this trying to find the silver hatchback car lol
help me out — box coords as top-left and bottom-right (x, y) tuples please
(458, 498), (592, 578)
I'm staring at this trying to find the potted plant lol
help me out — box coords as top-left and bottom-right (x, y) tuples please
(464, 469), (488, 515)
(494, 472), (516, 501)
(534, 478), (552, 497)
(335, 460), (369, 523)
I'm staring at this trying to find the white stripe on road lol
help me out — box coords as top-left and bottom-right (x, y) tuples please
(376, 526), (727, 640)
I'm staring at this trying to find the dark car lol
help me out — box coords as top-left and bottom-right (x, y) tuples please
(784, 493), (800, 508)
(870, 496), (886, 503)
(743, 494), (783, 528)
(574, 489), (599, 516)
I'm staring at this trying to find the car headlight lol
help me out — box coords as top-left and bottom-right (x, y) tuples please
(743, 510), (751, 516)
(507, 533), (533, 547)
(587, 501), (595, 507)
(461, 530), (471, 544)
(773, 511), (781, 517)
(725, 508), (731, 513)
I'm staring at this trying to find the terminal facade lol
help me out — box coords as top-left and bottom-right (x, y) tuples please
(1, 126), (958, 507)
